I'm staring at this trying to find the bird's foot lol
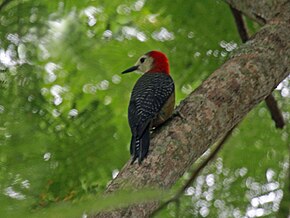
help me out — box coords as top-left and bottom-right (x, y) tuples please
(173, 109), (186, 120)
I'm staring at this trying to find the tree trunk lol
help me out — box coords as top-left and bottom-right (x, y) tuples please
(92, 1), (290, 217)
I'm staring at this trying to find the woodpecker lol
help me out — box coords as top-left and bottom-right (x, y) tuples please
(121, 51), (175, 164)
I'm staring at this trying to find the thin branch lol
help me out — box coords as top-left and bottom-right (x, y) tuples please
(150, 126), (235, 217)
(230, 6), (285, 129)
(265, 94), (285, 129)
(230, 6), (249, 42)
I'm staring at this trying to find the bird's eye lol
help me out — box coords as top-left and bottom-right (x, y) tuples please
(140, 57), (146, 63)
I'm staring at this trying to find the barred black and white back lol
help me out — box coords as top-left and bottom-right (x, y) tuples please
(128, 73), (174, 164)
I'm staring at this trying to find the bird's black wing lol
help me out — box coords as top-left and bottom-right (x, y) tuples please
(128, 73), (174, 163)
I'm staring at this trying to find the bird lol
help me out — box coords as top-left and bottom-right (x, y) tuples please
(121, 51), (175, 164)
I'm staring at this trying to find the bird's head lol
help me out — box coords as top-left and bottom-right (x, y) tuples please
(121, 51), (170, 75)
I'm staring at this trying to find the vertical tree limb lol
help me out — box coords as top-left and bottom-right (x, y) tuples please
(265, 94), (285, 128)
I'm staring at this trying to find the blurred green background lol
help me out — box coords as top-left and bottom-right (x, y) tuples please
(0, 0), (289, 217)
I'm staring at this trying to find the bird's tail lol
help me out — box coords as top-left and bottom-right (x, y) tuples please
(130, 126), (150, 164)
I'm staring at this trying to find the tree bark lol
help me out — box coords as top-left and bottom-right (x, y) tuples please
(225, 0), (290, 24)
(93, 1), (290, 217)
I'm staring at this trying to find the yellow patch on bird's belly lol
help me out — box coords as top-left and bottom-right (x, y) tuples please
(152, 92), (175, 128)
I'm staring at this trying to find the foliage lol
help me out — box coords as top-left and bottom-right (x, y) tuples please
(0, 0), (289, 217)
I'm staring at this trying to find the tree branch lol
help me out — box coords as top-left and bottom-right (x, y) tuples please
(92, 1), (290, 217)
(265, 94), (285, 128)
(150, 126), (234, 217)
(230, 6), (285, 129)
(230, 6), (249, 42)
(225, 0), (289, 25)
(151, 6), (287, 216)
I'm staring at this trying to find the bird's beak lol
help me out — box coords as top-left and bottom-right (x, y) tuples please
(121, 65), (139, 74)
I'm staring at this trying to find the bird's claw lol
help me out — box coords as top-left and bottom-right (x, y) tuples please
(173, 109), (186, 120)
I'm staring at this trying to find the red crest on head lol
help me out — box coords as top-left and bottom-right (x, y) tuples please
(146, 51), (170, 75)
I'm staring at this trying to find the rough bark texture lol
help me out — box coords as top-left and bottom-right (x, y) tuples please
(230, 5), (285, 129)
(93, 1), (290, 217)
(225, 0), (290, 24)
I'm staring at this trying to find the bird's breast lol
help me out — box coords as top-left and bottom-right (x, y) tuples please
(152, 91), (175, 128)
